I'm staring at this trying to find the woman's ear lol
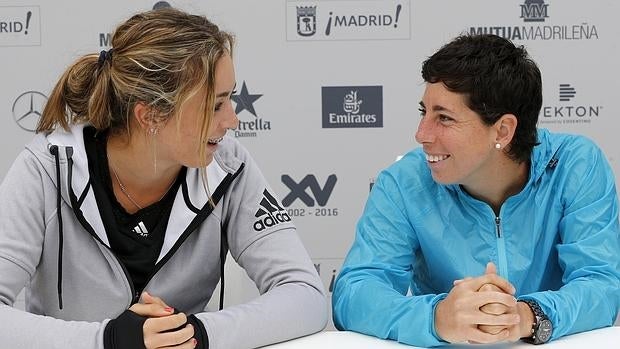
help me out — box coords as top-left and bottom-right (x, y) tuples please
(133, 102), (161, 133)
(495, 114), (518, 147)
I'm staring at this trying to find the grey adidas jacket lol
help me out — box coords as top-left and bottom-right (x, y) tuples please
(0, 124), (327, 349)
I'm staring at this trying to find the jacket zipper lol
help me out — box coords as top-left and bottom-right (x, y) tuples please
(56, 145), (139, 308)
(495, 216), (501, 238)
(494, 216), (509, 279)
(103, 244), (139, 304)
(66, 146), (243, 308)
(137, 165), (245, 302)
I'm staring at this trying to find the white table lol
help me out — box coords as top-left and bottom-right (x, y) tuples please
(264, 327), (619, 348)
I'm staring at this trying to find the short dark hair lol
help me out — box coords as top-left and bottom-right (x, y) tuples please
(421, 34), (541, 163)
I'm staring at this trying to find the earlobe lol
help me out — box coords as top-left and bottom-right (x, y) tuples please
(133, 102), (150, 130)
(133, 102), (160, 131)
(495, 114), (518, 145)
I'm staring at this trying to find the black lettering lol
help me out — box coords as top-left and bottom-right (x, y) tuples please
(99, 33), (112, 47)
(334, 16), (347, 27)
(281, 174), (337, 207)
(263, 214), (276, 227)
(253, 220), (265, 231)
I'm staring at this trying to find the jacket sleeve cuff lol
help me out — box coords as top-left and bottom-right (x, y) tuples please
(430, 293), (449, 344)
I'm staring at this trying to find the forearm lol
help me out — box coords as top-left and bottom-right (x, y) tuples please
(0, 304), (106, 349)
(196, 282), (326, 349)
(333, 275), (447, 347)
(521, 277), (620, 339)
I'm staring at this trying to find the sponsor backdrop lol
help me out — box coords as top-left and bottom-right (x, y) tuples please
(1, 0), (618, 328)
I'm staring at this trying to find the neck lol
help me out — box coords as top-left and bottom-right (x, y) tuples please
(107, 131), (180, 212)
(462, 156), (530, 215)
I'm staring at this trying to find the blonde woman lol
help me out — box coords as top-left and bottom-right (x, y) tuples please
(0, 8), (326, 349)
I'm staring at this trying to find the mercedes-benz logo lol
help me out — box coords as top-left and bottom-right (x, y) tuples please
(12, 91), (47, 132)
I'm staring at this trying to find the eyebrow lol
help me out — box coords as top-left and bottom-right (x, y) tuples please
(216, 83), (237, 98)
(419, 101), (455, 113)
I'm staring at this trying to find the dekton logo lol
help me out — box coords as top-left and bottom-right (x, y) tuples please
(540, 84), (603, 125)
(558, 84), (576, 102)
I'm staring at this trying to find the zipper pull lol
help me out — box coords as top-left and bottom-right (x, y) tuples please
(495, 216), (501, 238)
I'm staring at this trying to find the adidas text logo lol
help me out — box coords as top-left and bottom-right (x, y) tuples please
(253, 189), (291, 232)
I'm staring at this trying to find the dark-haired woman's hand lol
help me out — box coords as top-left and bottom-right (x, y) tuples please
(474, 263), (532, 343)
(434, 271), (519, 344)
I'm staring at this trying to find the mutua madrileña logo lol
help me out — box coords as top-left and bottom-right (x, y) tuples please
(469, 0), (598, 41)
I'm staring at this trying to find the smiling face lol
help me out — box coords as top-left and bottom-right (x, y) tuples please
(415, 82), (500, 187)
(156, 53), (238, 168)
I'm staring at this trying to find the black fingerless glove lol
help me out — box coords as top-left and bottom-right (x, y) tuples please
(104, 309), (148, 349)
(187, 314), (209, 349)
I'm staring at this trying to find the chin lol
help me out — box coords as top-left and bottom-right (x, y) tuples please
(430, 172), (457, 185)
(183, 155), (214, 169)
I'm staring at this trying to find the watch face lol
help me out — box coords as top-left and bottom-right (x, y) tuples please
(537, 319), (553, 343)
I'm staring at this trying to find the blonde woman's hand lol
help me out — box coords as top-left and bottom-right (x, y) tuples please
(129, 292), (197, 349)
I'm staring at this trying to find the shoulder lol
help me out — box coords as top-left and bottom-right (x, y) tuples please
(378, 147), (435, 191)
(1, 133), (54, 195)
(212, 135), (250, 174)
(538, 130), (614, 201)
(544, 130), (607, 170)
(17, 130), (62, 173)
(371, 147), (442, 213)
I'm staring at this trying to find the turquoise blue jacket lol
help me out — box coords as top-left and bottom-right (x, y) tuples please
(333, 129), (620, 347)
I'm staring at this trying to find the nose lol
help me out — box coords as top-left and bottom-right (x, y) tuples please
(227, 112), (239, 130)
(414, 116), (435, 144)
(222, 100), (239, 130)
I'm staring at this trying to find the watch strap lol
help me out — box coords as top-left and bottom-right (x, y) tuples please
(520, 299), (550, 344)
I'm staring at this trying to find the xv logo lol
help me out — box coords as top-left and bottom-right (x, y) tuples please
(281, 174), (337, 207)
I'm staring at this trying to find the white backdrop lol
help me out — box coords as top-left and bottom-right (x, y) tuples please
(1, 0), (618, 328)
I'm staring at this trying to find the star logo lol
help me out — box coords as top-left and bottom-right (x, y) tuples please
(231, 81), (262, 117)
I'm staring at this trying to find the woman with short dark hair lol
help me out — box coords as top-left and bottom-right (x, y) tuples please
(333, 33), (619, 346)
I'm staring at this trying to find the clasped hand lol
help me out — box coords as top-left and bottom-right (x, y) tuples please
(129, 292), (198, 349)
(434, 263), (529, 344)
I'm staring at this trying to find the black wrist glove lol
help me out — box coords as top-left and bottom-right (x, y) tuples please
(104, 309), (148, 349)
(186, 314), (209, 349)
